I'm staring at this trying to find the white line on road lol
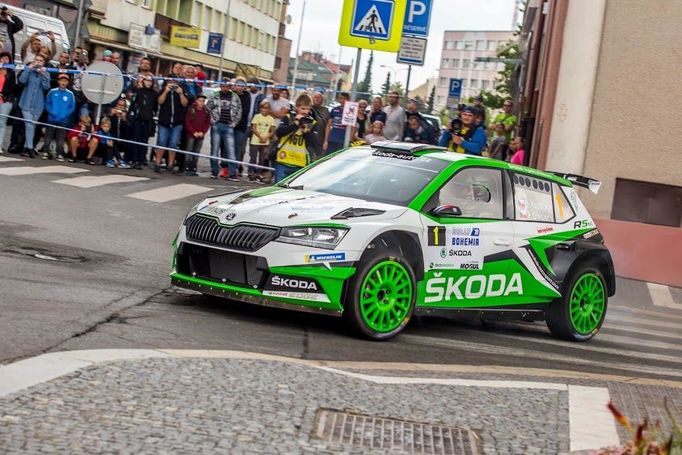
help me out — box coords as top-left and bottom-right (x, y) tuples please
(0, 155), (22, 162)
(610, 305), (682, 322)
(647, 283), (682, 310)
(0, 165), (89, 176)
(603, 320), (682, 341)
(569, 385), (620, 452)
(126, 183), (212, 203)
(53, 174), (149, 188)
(606, 312), (682, 331)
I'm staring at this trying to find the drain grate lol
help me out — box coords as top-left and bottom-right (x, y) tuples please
(313, 408), (481, 454)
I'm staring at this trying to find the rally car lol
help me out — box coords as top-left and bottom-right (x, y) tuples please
(171, 142), (615, 341)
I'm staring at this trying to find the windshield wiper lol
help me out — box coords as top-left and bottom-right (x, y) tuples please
(279, 183), (304, 190)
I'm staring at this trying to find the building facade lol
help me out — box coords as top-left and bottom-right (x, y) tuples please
(435, 30), (515, 112)
(517, 0), (682, 286)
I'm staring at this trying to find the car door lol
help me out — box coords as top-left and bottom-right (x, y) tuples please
(508, 171), (570, 304)
(419, 166), (520, 309)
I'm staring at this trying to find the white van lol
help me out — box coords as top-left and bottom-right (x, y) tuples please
(7, 5), (70, 63)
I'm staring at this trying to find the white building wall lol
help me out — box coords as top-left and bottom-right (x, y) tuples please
(100, 0), (156, 32)
(544, 0), (607, 174)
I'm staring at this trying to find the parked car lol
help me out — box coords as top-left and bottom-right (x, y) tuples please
(8, 5), (70, 64)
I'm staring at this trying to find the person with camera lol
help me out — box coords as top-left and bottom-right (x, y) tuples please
(128, 76), (157, 169)
(0, 5), (22, 61)
(444, 105), (487, 156)
(273, 93), (318, 183)
(207, 78), (242, 180)
(21, 31), (56, 64)
(17, 54), (50, 157)
(153, 77), (189, 173)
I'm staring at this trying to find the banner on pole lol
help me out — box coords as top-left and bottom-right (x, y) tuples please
(170, 26), (201, 48)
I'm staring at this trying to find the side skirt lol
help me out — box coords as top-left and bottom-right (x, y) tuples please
(415, 304), (547, 321)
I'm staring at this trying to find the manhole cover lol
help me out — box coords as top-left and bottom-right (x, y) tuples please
(313, 409), (482, 454)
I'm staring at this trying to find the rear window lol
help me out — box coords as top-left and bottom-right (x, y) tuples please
(286, 148), (449, 206)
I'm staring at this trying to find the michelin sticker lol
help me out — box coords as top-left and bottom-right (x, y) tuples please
(304, 252), (346, 263)
(426, 226), (484, 270)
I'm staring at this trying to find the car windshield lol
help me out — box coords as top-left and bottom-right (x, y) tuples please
(284, 148), (450, 206)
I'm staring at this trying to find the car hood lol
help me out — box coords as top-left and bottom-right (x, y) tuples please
(195, 187), (407, 225)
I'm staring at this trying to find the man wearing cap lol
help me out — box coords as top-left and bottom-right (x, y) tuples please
(472, 95), (489, 128)
(42, 73), (76, 159)
(207, 78), (242, 180)
(447, 105), (487, 156)
(233, 77), (251, 170)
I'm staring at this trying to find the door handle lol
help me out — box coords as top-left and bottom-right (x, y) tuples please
(493, 239), (512, 246)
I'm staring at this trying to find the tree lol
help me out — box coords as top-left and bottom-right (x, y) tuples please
(388, 81), (404, 97)
(414, 95), (426, 112)
(356, 50), (374, 101)
(426, 85), (436, 114)
(479, 36), (520, 109)
(381, 72), (391, 96)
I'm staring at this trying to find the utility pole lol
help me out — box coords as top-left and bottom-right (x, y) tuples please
(73, 0), (85, 49)
(290, 0), (306, 95)
(404, 64), (412, 102)
(217, 0), (232, 81)
(343, 47), (362, 147)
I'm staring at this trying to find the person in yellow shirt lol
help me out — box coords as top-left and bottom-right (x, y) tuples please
(273, 93), (319, 183)
(249, 100), (275, 183)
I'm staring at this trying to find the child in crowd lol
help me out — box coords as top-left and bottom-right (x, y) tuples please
(363, 121), (387, 144)
(42, 73), (75, 160)
(86, 117), (127, 167)
(273, 93), (318, 183)
(248, 100), (275, 183)
(183, 94), (211, 176)
(488, 123), (508, 161)
(66, 113), (93, 162)
(509, 136), (526, 165)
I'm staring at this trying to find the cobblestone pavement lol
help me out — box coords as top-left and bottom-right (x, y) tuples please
(0, 358), (569, 454)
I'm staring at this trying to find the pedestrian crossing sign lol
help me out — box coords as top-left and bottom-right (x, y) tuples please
(339, 0), (407, 52)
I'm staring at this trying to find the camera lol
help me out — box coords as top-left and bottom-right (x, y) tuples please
(450, 117), (463, 136)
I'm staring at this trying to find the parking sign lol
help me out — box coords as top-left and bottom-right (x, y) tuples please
(402, 0), (432, 37)
(448, 78), (463, 98)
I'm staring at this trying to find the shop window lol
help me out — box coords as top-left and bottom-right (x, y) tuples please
(612, 178), (682, 227)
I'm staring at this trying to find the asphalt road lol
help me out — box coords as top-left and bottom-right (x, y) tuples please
(2, 155), (681, 383)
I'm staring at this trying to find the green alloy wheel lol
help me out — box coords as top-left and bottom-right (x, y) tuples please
(546, 262), (608, 341)
(569, 273), (606, 334)
(345, 249), (416, 340)
(359, 261), (413, 333)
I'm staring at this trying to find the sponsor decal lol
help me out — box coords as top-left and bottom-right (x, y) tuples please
(200, 205), (228, 216)
(267, 275), (319, 292)
(524, 246), (559, 290)
(372, 150), (417, 160)
(536, 226), (554, 234)
(304, 252), (346, 263)
(573, 219), (593, 229)
(459, 263), (481, 270)
(262, 290), (331, 303)
(583, 229), (600, 239)
(288, 213), (298, 219)
(451, 227), (480, 237)
(452, 237), (480, 246)
(428, 226), (446, 246)
(425, 272), (523, 303)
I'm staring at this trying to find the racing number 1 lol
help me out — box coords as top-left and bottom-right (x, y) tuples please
(428, 226), (446, 246)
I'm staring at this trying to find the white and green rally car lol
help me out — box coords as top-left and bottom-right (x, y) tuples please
(171, 142), (615, 341)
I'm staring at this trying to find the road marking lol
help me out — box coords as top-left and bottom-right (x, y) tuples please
(402, 334), (682, 378)
(606, 312), (682, 331)
(0, 155), (22, 162)
(603, 321), (682, 341)
(0, 165), (89, 176)
(53, 174), (149, 188)
(597, 332), (682, 352)
(569, 385), (620, 452)
(648, 283), (682, 310)
(126, 183), (212, 203)
(610, 305), (682, 322)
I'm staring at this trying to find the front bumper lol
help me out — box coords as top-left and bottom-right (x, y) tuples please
(171, 241), (357, 316)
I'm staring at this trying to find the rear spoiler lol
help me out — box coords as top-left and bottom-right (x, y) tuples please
(548, 172), (601, 194)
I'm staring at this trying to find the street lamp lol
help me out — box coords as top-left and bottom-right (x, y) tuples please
(380, 64), (408, 96)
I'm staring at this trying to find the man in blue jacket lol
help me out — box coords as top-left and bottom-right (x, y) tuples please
(42, 73), (76, 160)
(441, 105), (487, 156)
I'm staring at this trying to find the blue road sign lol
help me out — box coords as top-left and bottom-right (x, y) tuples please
(207, 33), (223, 55)
(449, 78), (463, 98)
(350, 0), (395, 41)
(403, 0), (432, 37)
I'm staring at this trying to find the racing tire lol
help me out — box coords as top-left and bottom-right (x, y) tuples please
(344, 248), (416, 341)
(546, 261), (608, 342)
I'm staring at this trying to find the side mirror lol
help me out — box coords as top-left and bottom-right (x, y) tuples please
(431, 205), (462, 217)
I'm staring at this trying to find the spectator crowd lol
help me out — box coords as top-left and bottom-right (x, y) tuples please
(0, 9), (524, 185)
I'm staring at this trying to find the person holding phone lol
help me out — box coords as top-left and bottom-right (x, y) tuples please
(21, 31), (56, 64)
(0, 5), (23, 61)
(18, 54), (50, 157)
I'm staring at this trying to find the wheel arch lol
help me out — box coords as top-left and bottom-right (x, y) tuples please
(562, 248), (616, 297)
(362, 230), (425, 282)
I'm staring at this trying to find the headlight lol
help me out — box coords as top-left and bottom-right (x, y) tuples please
(276, 227), (348, 249)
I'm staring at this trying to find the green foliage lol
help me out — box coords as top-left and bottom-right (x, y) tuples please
(357, 51), (374, 100)
(477, 37), (520, 109)
(389, 81), (404, 97)
(381, 72), (391, 96)
(427, 85), (435, 114)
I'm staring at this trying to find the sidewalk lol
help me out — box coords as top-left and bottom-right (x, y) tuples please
(1, 350), (680, 454)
